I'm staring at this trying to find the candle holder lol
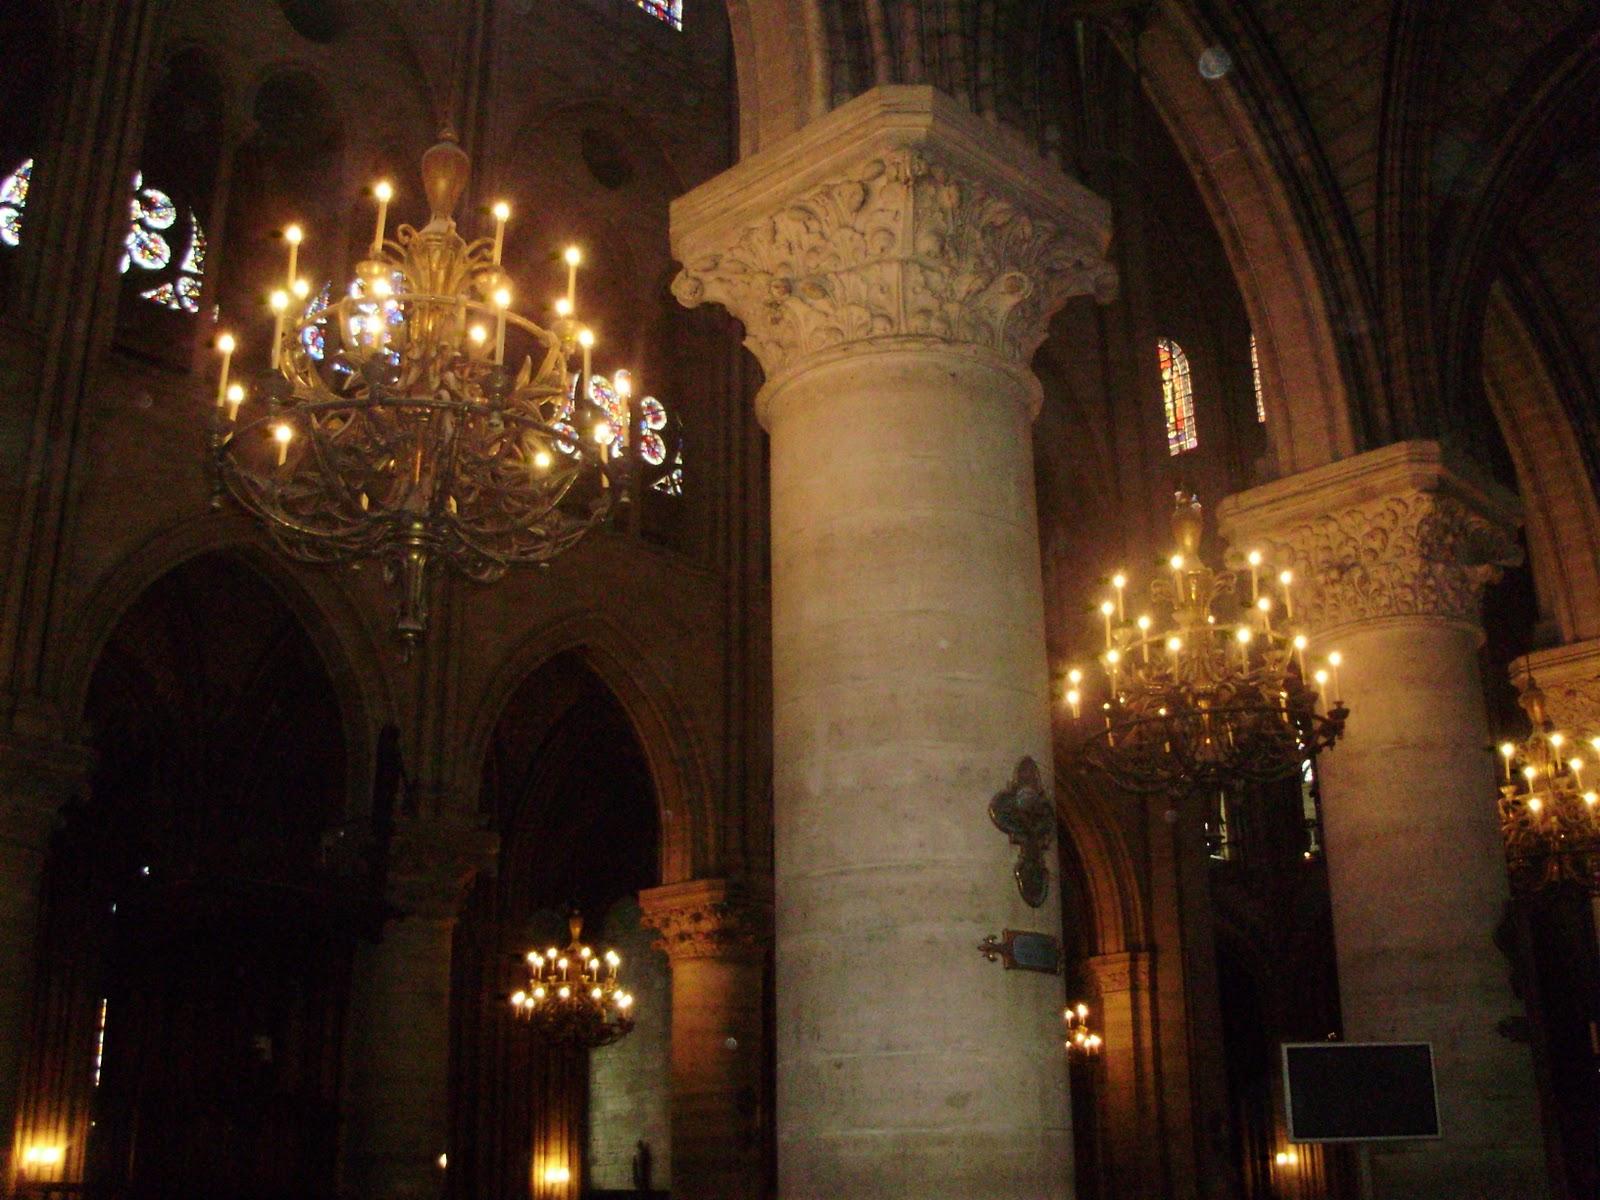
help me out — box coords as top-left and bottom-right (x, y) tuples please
(510, 911), (636, 1049)
(206, 130), (676, 650)
(1063, 491), (1348, 797)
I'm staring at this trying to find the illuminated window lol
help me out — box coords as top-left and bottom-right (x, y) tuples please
(1250, 333), (1266, 423)
(0, 158), (30, 246)
(566, 371), (684, 495)
(631, 0), (682, 30)
(120, 172), (206, 312)
(1157, 337), (1197, 455)
(92, 997), (108, 1087)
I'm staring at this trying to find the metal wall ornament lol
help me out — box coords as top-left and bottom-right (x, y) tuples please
(1497, 680), (1600, 893)
(989, 756), (1054, 907)
(1063, 492), (1348, 798)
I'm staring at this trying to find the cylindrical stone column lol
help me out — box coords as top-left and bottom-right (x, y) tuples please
(342, 817), (496, 1200)
(671, 86), (1114, 1198)
(640, 878), (770, 1200)
(0, 737), (89, 1193)
(1219, 441), (1546, 1199)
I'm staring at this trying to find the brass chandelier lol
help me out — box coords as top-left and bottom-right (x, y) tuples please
(1064, 492), (1348, 796)
(510, 912), (636, 1049)
(1497, 681), (1600, 893)
(207, 133), (660, 647)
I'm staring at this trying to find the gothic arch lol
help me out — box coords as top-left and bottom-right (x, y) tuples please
(54, 516), (395, 821)
(1054, 769), (1146, 960)
(464, 612), (712, 885)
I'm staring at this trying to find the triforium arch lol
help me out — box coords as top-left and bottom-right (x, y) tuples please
(463, 613), (713, 886)
(52, 519), (396, 822)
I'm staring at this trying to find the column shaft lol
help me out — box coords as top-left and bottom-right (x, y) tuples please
(768, 348), (1065, 1198)
(641, 878), (769, 1200)
(671, 86), (1113, 1198)
(1219, 441), (1544, 1199)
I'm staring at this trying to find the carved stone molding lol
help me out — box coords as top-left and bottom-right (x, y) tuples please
(1513, 638), (1600, 731)
(386, 815), (498, 920)
(1083, 949), (1151, 996)
(670, 86), (1113, 393)
(1218, 441), (1522, 637)
(638, 877), (772, 962)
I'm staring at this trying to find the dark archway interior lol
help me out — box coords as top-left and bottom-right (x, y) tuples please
(24, 554), (361, 1200)
(451, 652), (660, 1200)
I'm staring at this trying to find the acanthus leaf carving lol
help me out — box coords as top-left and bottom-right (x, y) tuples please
(1249, 489), (1521, 634)
(672, 149), (1113, 379)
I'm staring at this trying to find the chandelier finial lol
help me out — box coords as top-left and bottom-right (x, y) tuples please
(421, 130), (470, 228)
(1172, 489), (1204, 557)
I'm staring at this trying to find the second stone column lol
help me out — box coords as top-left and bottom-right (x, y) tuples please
(672, 86), (1113, 1199)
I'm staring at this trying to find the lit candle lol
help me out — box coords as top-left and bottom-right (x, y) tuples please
(1247, 550), (1262, 601)
(1112, 572), (1127, 621)
(1293, 633), (1308, 679)
(564, 245), (581, 309)
(1137, 615), (1152, 662)
(491, 201), (510, 265)
(273, 422), (293, 467)
(269, 290), (289, 369)
(1327, 649), (1342, 699)
(371, 182), (392, 257)
(578, 326), (594, 383)
(215, 332), (236, 406)
(1499, 742), (1515, 783)
(284, 224), (303, 292)
(1100, 599), (1115, 650)
(1279, 569), (1294, 620)
(555, 297), (573, 321)
(1065, 686), (1081, 720)
(493, 287), (512, 365)
(1169, 554), (1185, 603)
(1256, 594), (1273, 636)
(225, 382), (244, 422)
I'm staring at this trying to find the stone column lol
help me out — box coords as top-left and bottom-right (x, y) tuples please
(342, 817), (496, 1200)
(672, 86), (1113, 1198)
(639, 878), (771, 1200)
(1082, 950), (1164, 1199)
(0, 736), (89, 1192)
(1218, 441), (1545, 1199)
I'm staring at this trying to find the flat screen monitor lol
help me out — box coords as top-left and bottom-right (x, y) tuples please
(1282, 1041), (1441, 1143)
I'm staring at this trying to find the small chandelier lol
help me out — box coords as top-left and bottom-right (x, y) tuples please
(1064, 1002), (1102, 1058)
(1064, 492), (1348, 796)
(207, 132), (663, 647)
(1497, 681), (1600, 892)
(510, 912), (635, 1049)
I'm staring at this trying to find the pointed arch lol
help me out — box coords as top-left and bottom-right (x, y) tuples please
(463, 612), (712, 885)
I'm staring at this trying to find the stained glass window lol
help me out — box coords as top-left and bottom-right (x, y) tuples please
(0, 158), (31, 247)
(1157, 337), (1197, 455)
(120, 173), (206, 313)
(569, 371), (682, 493)
(631, 0), (682, 30)
(1250, 333), (1266, 423)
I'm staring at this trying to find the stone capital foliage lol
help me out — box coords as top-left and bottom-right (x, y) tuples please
(1084, 949), (1151, 996)
(639, 878), (772, 962)
(1254, 488), (1521, 633)
(672, 146), (1115, 380)
(386, 815), (499, 919)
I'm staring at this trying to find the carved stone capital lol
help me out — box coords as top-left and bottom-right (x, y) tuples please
(0, 735), (93, 852)
(1513, 638), (1600, 732)
(386, 814), (498, 920)
(1083, 949), (1151, 997)
(638, 878), (772, 962)
(670, 86), (1113, 402)
(1218, 441), (1522, 637)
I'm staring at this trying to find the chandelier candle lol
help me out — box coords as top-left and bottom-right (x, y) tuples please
(371, 181), (392, 257)
(214, 333), (235, 406)
(283, 223), (301, 291)
(491, 201), (509, 265)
